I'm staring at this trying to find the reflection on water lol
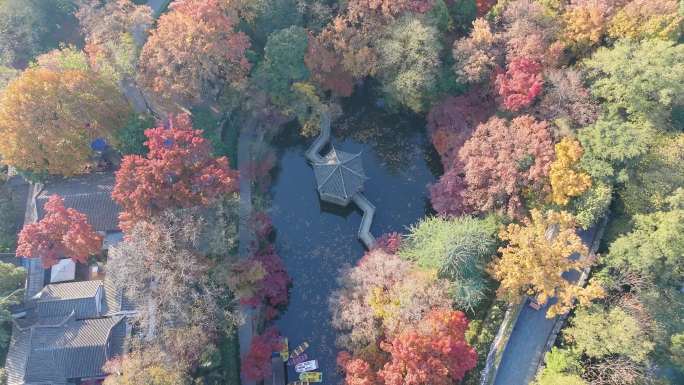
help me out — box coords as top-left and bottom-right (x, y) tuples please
(269, 103), (438, 384)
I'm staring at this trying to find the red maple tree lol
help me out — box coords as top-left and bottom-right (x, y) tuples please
(427, 87), (495, 168)
(338, 351), (382, 385)
(243, 245), (291, 319)
(138, 0), (251, 105)
(241, 327), (284, 381)
(112, 114), (238, 230)
(426, 88), (494, 217)
(378, 309), (478, 385)
(240, 212), (290, 319)
(458, 115), (554, 219)
(495, 58), (544, 111)
(372, 232), (402, 255)
(476, 0), (498, 17)
(429, 166), (472, 217)
(17, 195), (103, 267)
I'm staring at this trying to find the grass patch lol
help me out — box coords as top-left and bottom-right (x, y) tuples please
(190, 106), (239, 165)
(219, 331), (241, 385)
(193, 329), (241, 385)
(221, 118), (239, 167)
(463, 297), (508, 385)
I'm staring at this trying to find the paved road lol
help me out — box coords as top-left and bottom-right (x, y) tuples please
(493, 227), (599, 385)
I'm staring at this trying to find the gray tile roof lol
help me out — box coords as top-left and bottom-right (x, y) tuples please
(18, 280), (135, 329)
(5, 325), (31, 385)
(35, 298), (99, 320)
(313, 147), (367, 205)
(32, 281), (102, 320)
(23, 259), (45, 301)
(103, 279), (137, 313)
(6, 315), (127, 385)
(35, 280), (102, 301)
(35, 172), (121, 233)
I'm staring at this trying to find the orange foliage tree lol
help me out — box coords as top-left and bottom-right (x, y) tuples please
(500, 0), (562, 63)
(310, 0), (434, 86)
(459, 115), (555, 219)
(314, 13), (380, 81)
(346, 0), (434, 19)
(17, 195), (103, 267)
(337, 351), (381, 385)
(534, 68), (600, 128)
(452, 18), (502, 84)
(112, 114), (239, 230)
(331, 249), (453, 354)
(378, 309), (478, 385)
(0, 67), (131, 176)
(305, 32), (355, 97)
(76, 0), (153, 83)
(138, 0), (251, 106)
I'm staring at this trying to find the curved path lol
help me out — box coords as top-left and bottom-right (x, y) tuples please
(238, 120), (258, 385)
(490, 225), (601, 385)
(304, 111), (376, 249)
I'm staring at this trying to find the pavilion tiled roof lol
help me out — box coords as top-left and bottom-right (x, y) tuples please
(313, 147), (367, 205)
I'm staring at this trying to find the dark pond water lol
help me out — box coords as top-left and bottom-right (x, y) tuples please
(269, 102), (439, 384)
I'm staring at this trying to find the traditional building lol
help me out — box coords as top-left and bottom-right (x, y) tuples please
(5, 280), (134, 385)
(312, 147), (367, 206)
(21, 172), (122, 299)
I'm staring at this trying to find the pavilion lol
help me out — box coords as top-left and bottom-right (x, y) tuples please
(312, 147), (367, 206)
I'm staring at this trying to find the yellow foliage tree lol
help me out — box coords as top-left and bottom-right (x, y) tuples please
(0, 67), (131, 176)
(550, 137), (592, 205)
(563, 0), (615, 48)
(489, 209), (604, 318)
(608, 0), (683, 40)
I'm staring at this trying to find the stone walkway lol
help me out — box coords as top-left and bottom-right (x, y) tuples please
(237, 117), (258, 385)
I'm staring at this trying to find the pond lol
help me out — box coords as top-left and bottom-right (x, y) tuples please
(269, 101), (440, 384)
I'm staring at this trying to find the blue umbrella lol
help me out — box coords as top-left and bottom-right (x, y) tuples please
(90, 138), (107, 152)
(163, 138), (174, 148)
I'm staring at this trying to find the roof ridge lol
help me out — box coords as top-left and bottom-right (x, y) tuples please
(38, 190), (112, 198)
(104, 316), (125, 362)
(23, 325), (36, 380)
(340, 151), (362, 163)
(339, 164), (367, 180)
(36, 281), (103, 302)
(338, 168), (348, 198)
